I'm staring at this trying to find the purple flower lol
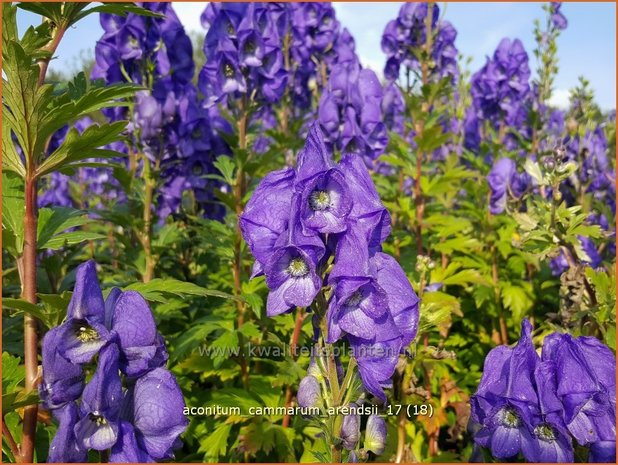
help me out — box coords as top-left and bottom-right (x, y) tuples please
(589, 441), (616, 463)
(381, 3), (457, 83)
(471, 320), (539, 459)
(239, 167), (296, 275)
(550, 3), (568, 30)
(297, 375), (321, 408)
(541, 333), (616, 447)
(39, 326), (85, 410)
(364, 415), (387, 455)
(56, 261), (110, 364)
(74, 344), (122, 450)
(105, 289), (168, 378)
(340, 154), (391, 248)
(340, 409), (360, 450)
(263, 198), (325, 316)
(47, 402), (87, 463)
(487, 158), (530, 214)
(469, 38), (530, 141)
(117, 367), (188, 460)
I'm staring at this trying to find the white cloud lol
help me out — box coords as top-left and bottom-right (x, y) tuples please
(549, 88), (571, 109)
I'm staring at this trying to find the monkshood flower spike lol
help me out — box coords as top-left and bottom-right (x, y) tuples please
(471, 318), (616, 463)
(41, 260), (188, 463)
(240, 123), (419, 460)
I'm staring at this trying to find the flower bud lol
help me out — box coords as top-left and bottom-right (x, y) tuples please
(542, 156), (556, 172)
(340, 410), (360, 450)
(297, 375), (321, 408)
(364, 415), (387, 455)
(307, 358), (324, 382)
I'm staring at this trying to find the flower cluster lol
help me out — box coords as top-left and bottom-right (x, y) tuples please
(318, 37), (389, 165)
(40, 261), (188, 462)
(470, 319), (616, 463)
(239, 124), (419, 400)
(288, 3), (344, 110)
(466, 38), (531, 152)
(199, 2), (288, 107)
(381, 2), (458, 83)
(93, 2), (223, 219)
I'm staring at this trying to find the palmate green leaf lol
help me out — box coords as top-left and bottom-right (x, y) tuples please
(35, 122), (127, 179)
(501, 283), (534, 322)
(2, 172), (25, 255)
(123, 278), (239, 304)
(199, 423), (232, 460)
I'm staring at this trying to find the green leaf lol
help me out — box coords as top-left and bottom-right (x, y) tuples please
(524, 159), (545, 186)
(501, 283), (533, 321)
(41, 79), (139, 143)
(2, 296), (65, 329)
(213, 156), (236, 186)
(37, 207), (94, 250)
(2, 40), (53, 170)
(199, 423), (231, 460)
(2, 172), (25, 255)
(36, 122), (128, 178)
(123, 278), (239, 304)
(44, 231), (106, 250)
(2, 118), (26, 178)
(72, 3), (166, 24)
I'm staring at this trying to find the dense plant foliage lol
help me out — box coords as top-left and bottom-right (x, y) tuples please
(2, 1), (615, 463)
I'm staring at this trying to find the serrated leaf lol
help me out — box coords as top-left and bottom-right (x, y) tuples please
(199, 423), (231, 460)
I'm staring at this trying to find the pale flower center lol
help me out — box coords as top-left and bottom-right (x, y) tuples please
(287, 258), (309, 277)
(346, 291), (363, 307)
(534, 423), (556, 441)
(73, 320), (100, 343)
(309, 190), (331, 211)
(499, 407), (521, 428)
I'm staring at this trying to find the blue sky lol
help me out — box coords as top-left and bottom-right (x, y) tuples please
(17, 2), (616, 109)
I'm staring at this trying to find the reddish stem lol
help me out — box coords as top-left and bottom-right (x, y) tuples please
(21, 177), (39, 463)
(282, 307), (304, 428)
